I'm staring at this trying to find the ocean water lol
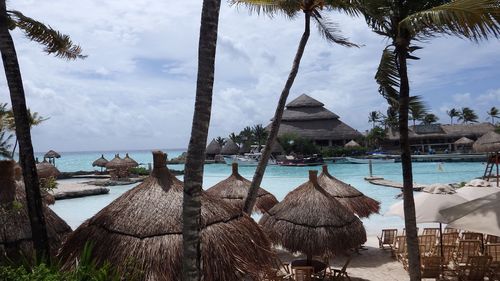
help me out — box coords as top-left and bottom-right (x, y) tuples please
(47, 150), (486, 235)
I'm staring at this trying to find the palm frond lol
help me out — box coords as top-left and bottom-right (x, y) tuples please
(375, 46), (400, 105)
(359, 0), (395, 38)
(311, 10), (359, 47)
(8, 10), (86, 60)
(230, 0), (301, 18)
(324, 0), (364, 16)
(401, 0), (500, 42)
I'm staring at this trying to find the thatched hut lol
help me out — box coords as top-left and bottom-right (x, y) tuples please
(36, 159), (61, 179)
(0, 160), (71, 263)
(206, 163), (278, 213)
(206, 139), (222, 159)
(44, 150), (61, 165)
(105, 154), (129, 180)
(260, 170), (366, 259)
(344, 140), (360, 148)
(454, 137), (474, 152)
(318, 165), (380, 218)
(221, 139), (239, 155)
(123, 153), (139, 168)
(473, 132), (500, 153)
(92, 154), (108, 171)
(59, 151), (274, 281)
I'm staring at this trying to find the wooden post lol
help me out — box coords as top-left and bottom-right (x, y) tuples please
(369, 159), (373, 178)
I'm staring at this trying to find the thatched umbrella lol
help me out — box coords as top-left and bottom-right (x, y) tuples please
(221, 139), (239, 155)
(59, 151), (274, 281)
(206, 139), (222, 158)
(473, 131), (500, 153)
(123, 153), (139, 168)
(44, 150), (61, 165)
(206, 163), (278, 213)
(0, 160), (71, 263)
(319, 165), (380, 218)
(344, 140), (360, 148)
(105, 154), (129, 179)
(36, 159), (61, 179)
(260, 170), (366, 260)
(92, 154), (108, 172)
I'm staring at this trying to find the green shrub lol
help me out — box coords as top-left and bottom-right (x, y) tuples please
(129, 167), (149, 176)
(278, 133), (320, 155)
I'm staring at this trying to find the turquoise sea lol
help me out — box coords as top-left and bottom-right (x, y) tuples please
(44, 150), (487, 235)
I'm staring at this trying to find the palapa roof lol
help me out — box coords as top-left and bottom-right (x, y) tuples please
(473, 131), (500, 153)
(36, 159), (61, 179)
(260, 170), (366, 257)
(92, 154), (108, 167)
(318, 165), (380, 218)
(386, 123), (495, 141)
(206, 139), (222, 155)
(123, 153), (139, 168)
(0, 160), (71, 262)
(44, 150), (61, 159)
(220, 139), (240, 155)
(105, 154), (128, 169)
(206, 163), (278, 214)
(269, 94), (361, 141)
(59, 151), (274, 281)
(454, 137), (474, 145)
(344, 140), (361, 148)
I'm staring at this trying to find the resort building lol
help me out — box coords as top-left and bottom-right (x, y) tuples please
(384, 123), (496, 152)
(268, 94), (362, 147)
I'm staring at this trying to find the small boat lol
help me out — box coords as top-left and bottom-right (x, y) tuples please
(279, 155), (324, 167)
(344, 156), (395, 164)
(223, 153), (277, 166)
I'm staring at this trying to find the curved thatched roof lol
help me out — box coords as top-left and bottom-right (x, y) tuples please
(260, 170), (366, 257)
(454, 137), (474, 145)
(0, 160), (71, 262)
(473, 132), (500, 153)
(206, 163), (278, 214)
(123, 153), (139, 168)
(44, 150), (61, 159)
(92, 154), (108, 168)
(206, 139), (222, 155)
(36, 160), (61, 179)
(344, 140), (361, 148)
(221, 139), (239, 155)
(105, 154), (127, 169)
(59, 151), (274, 281)
(318, 165), (380, 218)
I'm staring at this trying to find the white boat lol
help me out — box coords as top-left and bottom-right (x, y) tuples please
(223, 153), (277, 166)
(344, 156), (395, 164)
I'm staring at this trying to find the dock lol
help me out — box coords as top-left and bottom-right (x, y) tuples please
(365, 177), (426, 191)
(51, 180), (110, 200)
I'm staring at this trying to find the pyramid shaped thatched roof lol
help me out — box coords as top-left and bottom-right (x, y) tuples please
(0, 160), (71, 263)
(92, 154), (108, 167)
(105, 154), (127, 169)
(36, 159), (60, 179)
(123, 153), (139, 168)
(286, 94), (325, 108)
(454, 136), (474, 145)
(206, 139), (222, 155)
(260, 170), (366, 257)
(344, 140), (361, 148)
(59, 151), (273, 281)
(206, 163), (278, 214)
(473, 132), (500, 153)
(221, 139), (239, 155)
(319, 165), (380, 218)
(44, 150), (61, 159)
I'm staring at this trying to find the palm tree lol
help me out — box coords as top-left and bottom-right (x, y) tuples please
(252, 124), (268, 150)
(8, 109), (49, 158)
(458, 107), (479, 124)
(182, 0), (222, 279)
(381, 107), (399, 130)
(228, 132), (242, 146)
(487, 106), (499, 124)
(422, 113), (439, 125)
(446, 108), (460, 124)
(234, 0), (360, 215)
(409, 102), (427, 127)
(215, 136), (226, 147)
(362, 1), (500, 280)
(0, 2), (84, 263)
(368, 110), (381, 128)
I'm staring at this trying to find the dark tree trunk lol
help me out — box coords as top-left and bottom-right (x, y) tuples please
(182, 0), (221, 280)
(243, 12), (311, 214)
(396, 41), (421, 281)
(0, 1), (50, 263)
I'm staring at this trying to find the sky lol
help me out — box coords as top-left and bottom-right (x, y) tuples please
(2, 0), (499, 152)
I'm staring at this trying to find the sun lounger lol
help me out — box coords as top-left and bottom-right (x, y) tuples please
(327, 256), (352, 281)
(420, 256), (441, 279)
(444, 227), (460, 234)
(419, 234), (437, 255)
(486, 243), (500, 280)
(457, 256), (491, 281)
(486, 235), (500, 244)
(442, 232), (459, 246)
(423, 227), (440, 237)
(378, 229), (398, 250)
(455, 240), (481, 266)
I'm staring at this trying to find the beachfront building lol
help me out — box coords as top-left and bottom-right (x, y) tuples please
(268, 94), (362, 147)
(384, 123), (496, 153)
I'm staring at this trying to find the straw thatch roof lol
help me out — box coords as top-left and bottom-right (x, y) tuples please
(454, 137), (474, 145)
(0, 160), (71, 263)
(344, 140), (360, 148)
(473, 131), (500, 153)
(206, 139), (222, 155)
(92, 154), (108, 168)
(271, 141), (285, 154)
(387, 123), (495, 141)
(221, 139), (240, 155)
(286, 94), (325, 108)
(260, 170), (366, 257)
(123, 153), (139, 168)
(105, 154), (127, 169)
(36, 160), (61, 179)
(206, 163), (278, 214)
(59, 151), (274, 281)
(319, 165), (380, 218)
(44, 150), (61, 159)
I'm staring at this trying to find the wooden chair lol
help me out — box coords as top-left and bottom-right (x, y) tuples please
(442, 233), (459, 246)
(462, 232), (483, 242)
(327, 256), (352, 281)
(456, 240), (481, 266)
(420, 256), (442, 279)
(393, 236), (408, 268)
(419, 234), (437, 255)
(486, 235), (500, 244)
(378, 229), (398, 250)
(263, 258), (292, 281)
(437, 245), (457, 269)
(423, 228), (440, 237)
(444, 227), (460, 234)
(486, 243), (500, 279)
(291, 266), (314, 281)
(402, 227), (419, 235)
(456, 256), (491, 281)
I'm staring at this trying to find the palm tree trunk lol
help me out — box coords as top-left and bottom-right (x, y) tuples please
(0, 1), (50, 263)
(182, 0), (221, 280)
(396, 42), (421, 281)
(11, 137), (17, 158)
(243, 12), (311, 214)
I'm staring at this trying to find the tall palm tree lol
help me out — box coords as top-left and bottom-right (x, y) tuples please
(446, 108), (460, 124)
(182, 0), (222, 279)
(234, 0), (360, 214)
(362, 1), (500, 280)
(228, 132), (242, 146)
(409, 102), (428, 127)
(422, 113), (439, 125)
(0, 1), (84, 263)
(487, 106), (499, 124)
(215, 136), (226, 147)
(252, 124), (268, 150)
(368, 110), (381, 128)
(458, 107), (479, 124)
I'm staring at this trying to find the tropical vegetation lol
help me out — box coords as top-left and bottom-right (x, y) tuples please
(487, 106), (499, 124)
(458, 107), (479, 123)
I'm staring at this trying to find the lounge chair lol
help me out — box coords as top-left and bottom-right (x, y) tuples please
(455, 240), (481, 266)
(327, 256), (352, 281)
(423, 228), (440, 237)
(378, 229), (398, 250)
(461, 232), (483, 242)
(393, 235), (408, 268)
(420, 256), (441, 279)
(402, 227), (419, 235)
(262, 258), (292, 281)
(419, 234), (437, 255)
(486, 235), (500, 244)
(444, 227), (460, 234)
(486, 243), (500, 280)
(291, 266), (314, 281)
(442, 233), (459, 246)
(457, 256), (491, 281)
(439, 245), (457, 268)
